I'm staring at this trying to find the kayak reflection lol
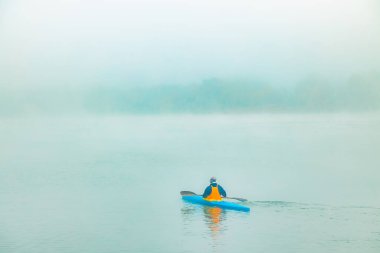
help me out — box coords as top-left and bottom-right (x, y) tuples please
(181, 204), (227, 238)
(202, 206), (226, 236)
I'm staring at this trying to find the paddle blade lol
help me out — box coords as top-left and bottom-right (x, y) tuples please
(180, 191), (198, 196)
(228, 197), (247, 202)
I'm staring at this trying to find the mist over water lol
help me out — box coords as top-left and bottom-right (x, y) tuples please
(1, 0), (380, 252)
(0, 0), (380, 116)
(1, 0), (380, 115)
(1, 0), (380, 100)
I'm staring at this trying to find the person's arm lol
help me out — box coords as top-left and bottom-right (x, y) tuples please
(202, 186), (211, 198)
(218, 185), (227, 197)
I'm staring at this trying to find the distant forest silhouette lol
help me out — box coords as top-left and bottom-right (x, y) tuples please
(1, 73), (380, 115)
(86, 73), (380, 113)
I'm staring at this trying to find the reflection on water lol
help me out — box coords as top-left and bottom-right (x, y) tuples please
(202, 207), (226, 237)
(181, 202), (230, 246)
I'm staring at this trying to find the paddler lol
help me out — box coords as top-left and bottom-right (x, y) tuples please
(203, 177), (227, 201)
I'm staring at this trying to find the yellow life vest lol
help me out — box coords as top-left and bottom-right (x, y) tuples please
(204, 185), (222, 201)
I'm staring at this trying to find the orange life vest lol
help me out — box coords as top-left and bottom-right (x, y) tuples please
(204, 185), (222, 201)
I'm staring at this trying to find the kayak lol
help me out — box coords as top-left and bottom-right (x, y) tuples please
(182, 195), (250, 212)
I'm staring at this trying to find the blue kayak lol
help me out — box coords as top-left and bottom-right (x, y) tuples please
(182, 195), (250, 212)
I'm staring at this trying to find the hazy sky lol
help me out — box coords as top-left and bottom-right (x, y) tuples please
(1, 0), (379, 89)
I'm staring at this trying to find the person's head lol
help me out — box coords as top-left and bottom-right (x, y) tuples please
(210, 176), (217, 185)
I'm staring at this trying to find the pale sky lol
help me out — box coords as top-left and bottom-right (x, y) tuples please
(1, 0), (379, 89)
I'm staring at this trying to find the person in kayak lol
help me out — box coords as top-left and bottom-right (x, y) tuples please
(203, 177), (226, 201)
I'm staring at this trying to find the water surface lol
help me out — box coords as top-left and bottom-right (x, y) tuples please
(0, 114), (379, 252)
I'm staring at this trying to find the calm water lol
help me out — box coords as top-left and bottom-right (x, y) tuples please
(1, 114), (380, 252)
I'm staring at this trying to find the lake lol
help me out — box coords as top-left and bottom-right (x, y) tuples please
(0, 113), (379, 252)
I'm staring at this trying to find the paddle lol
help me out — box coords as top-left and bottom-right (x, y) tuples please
(180, 190), (247, 202)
